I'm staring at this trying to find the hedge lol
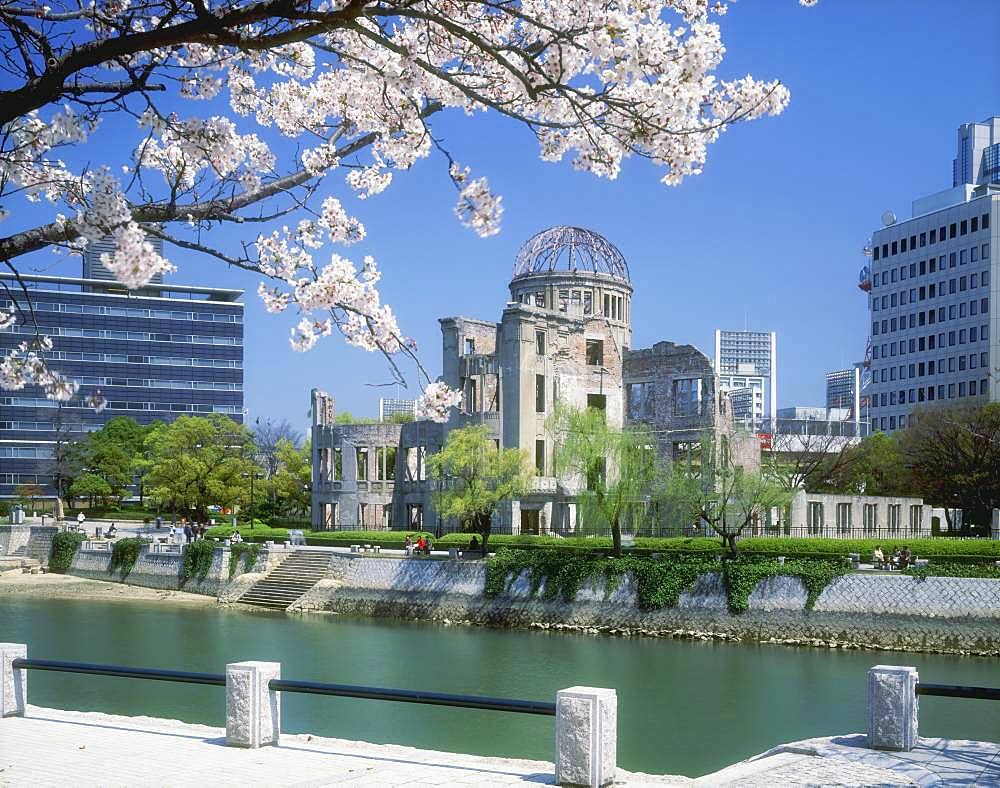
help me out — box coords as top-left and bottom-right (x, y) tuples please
(736, 537), (1000, 560)
(905, 561), (1000, 580)
(436, 533), (724, 553)
(204, 525), (433, 550)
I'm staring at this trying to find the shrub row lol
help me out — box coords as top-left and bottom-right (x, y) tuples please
(204, 525), (433, 550)
(905, 561), (1000, 580)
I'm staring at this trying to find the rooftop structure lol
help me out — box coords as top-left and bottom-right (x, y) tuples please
(714, 329), (777, 431)
(511, 226), (629, 282)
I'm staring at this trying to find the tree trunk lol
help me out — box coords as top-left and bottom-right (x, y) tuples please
(611, 518), (622, 556)
(723, 532), (738, 556)
(477, 511), (492, 558)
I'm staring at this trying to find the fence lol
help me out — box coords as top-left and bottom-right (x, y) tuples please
(0, 645), (613, 786)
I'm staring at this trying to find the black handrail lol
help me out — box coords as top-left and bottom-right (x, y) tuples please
(11, 658), (226, 686)
(916, 683), (1000, 701)
(8, 657), (555, 715)
(269, 678), (557, 716)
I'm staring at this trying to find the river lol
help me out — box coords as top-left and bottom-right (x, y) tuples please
(2, 596), (997, 777)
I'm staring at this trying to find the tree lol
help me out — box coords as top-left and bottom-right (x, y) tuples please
(14, 482), (44, 512)
(662, 431), (791, 556)
(79, 416), (159, 503)
(428, 425), (530, 556)
(552, 406), (659, 556)
(44, 402), (85, 515)
(69, 473), (113, 508)
(816, 432), (913, 497)
(764, 430), (858, 493)
(253, 418), (303, 480)
(270, 438), (312, 517)
(897, 404), (1000, 533)
(143, 415), (259, 521)
(0, 1), (797, 417)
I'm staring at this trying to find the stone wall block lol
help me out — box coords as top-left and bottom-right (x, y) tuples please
(226, 661), (281, 748)
(867, 665), (918, 751)
(0, 643), (27, 717)
(556, 686), (617, 787)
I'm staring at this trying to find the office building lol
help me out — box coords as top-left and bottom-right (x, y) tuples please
(864, 117), (999, 433)
(0, 261), (244, 501)
(714, 329), (777, 431)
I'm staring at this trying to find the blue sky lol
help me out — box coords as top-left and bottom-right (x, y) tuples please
(11, 0), (999, 431)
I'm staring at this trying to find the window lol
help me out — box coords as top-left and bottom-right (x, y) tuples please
(627, 382), (654, 421)
(534, 292), (546, 307)
(930, 229), (937, 244)
(583, 291), (593, 314)
(920, 232), (926, 247)
(587, 393), (607, 418)
(888, 504), (901, 532)
(535, 330), (546, 356)
(464, 337), (475, 355)
(673, 378), (703, 417)
(558, 289), (569, 312)
(960, 219), (967, 235)
(950, 223), (957, 239)
(407, 503), (424, 528)
(673, 441), (702, 478)
(585, 338), (604, 366)
(836, 503), (852, 532)
(863, 503), (878, 532)
(972, 216), (979, 232)
(807, 501), (824, 534)
(333, 448), (342, 480)
(535, 439), (545, 476)
(535, 374), (545, 413)
(356, 447), (369, 481)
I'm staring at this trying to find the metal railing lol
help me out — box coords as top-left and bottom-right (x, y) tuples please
(916, 683), (1000, 701)
(10, 657), (556, 716)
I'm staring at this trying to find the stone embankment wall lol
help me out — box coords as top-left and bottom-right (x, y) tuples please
(0, 526), (58, 562)
(292, 556), (1000, 656)
(69, 545), (264, 597)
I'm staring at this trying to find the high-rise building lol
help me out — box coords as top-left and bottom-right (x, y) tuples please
(864, 117), (999, 433)
(378, 397), (416, 422)
(0, 264), (244, 501)
(714, 329), (777, 430)
(826, 365), (863, 418)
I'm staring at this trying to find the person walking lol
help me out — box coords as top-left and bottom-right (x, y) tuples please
(183, 523), (193, 544)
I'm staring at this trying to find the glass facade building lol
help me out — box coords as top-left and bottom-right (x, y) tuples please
(714, 329), (777, 431)
(1, 270), (244, 500)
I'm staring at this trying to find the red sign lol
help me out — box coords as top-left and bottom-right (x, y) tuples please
(756, 432), (772, 450)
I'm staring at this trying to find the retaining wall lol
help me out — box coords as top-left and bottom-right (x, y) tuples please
(0, 525), (58, 562)
(291, 555), (1000, 655)
(69, 544), (260, 597)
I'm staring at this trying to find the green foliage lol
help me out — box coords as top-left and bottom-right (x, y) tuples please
(66, 507), (156, 521)
(485, 548), (719, 610)
(486, 548), (851, 614)
(736, 536), (1000, 559)
(108, 537), (145, 579)
(551, 404), (661, 555)
(660, 430), (793, 555)
(904, 561), (1000, 580)
(204, 525), (433, 549)
(268, 439), (311, 516)
(0, 501), (9, 517)
(811, 432), (915, 497)
(384, 411), (416, 424)
(429, 425), (530, 554)
(181, 540), (216, 583)
(143, 415), (260, 521)
(49, 531), (85, 572)
(723, 557), (849, 613)
(69, 473), (113, 504)
(435, 532), (723, 553)
(334, 411), (376, 424)
(229, 542), (262, 576)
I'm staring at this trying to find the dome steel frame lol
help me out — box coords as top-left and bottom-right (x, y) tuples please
(511, 226), (630, 283)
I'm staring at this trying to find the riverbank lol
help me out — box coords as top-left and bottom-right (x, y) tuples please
(0, 573), (221, 607)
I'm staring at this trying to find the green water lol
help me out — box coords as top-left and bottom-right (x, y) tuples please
(2, 597), (997, 777)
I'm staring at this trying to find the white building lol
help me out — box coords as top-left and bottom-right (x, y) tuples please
(865, 117), (999, 433)
(714, 329), (776, 431)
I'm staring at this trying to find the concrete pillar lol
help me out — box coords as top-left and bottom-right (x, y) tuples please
(555, 686), (617, 787)
(867, 665), (918, 752)
(0, 643), (27, 717)
(226, 661), (280, 748)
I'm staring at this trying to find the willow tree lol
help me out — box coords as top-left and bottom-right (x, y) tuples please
(0, 0), (799, 415)
(662, 431), (791, 555)
(428, 425), (529, 555)
(552, 405), (658, 556)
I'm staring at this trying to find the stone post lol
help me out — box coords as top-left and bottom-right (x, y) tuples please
(226, 661), (280, 748)
(555, 686), (617, 787)
(0, 643), (27, 718)
(867, 665), (918, 752)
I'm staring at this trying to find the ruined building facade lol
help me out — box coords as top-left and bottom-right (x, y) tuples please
(311, 226), (757, 534)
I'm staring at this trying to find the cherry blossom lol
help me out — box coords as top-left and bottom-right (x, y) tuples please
(0, 0), (809, 403)
(416, 381), (465, 423)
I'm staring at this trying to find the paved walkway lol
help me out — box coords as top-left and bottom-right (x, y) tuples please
(2, 708), (997, 786)
(0, 706), (685, 787)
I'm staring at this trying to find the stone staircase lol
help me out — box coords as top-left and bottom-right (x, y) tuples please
(236, 550), (332, 609)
